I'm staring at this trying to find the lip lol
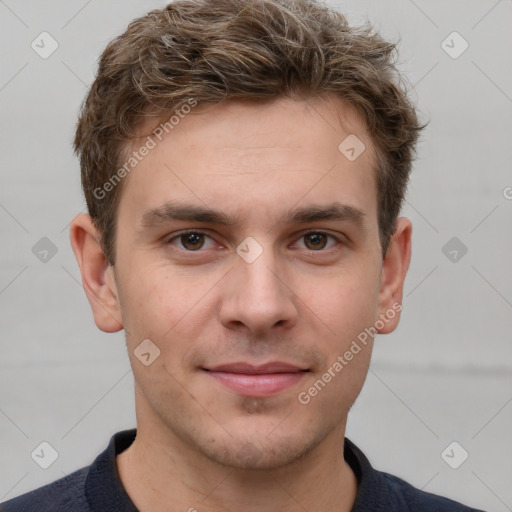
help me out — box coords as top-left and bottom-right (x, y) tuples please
(206, 362), (307, 374)
(203, 362), (309, 397)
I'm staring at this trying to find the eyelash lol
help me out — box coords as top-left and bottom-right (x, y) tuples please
(165, 229), (343, 254)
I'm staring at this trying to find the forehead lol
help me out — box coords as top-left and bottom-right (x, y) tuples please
(117, 95), (378, 230)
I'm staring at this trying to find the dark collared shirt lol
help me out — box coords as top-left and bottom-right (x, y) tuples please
(0, 428), (485, 511)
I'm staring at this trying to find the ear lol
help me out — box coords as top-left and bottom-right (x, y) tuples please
(69, 213), (123, 332)
(376, 217), (412, 334)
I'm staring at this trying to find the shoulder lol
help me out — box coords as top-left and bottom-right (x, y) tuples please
(0, 466), (90, 512)
(380, 470), (487, 512)
(344, 438), (486, 512)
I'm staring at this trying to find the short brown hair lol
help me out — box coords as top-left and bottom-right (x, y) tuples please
(74, 0), (425, 265)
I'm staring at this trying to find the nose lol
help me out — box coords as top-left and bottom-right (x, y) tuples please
(219, 240), (299, 336)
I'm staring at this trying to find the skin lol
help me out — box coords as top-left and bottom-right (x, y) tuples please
(70, 94), (412, 512)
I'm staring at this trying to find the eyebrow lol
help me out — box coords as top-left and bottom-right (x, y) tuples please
(139, 200), (366, 230)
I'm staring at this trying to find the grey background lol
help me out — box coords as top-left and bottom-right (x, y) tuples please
(0, 0), (511, 510)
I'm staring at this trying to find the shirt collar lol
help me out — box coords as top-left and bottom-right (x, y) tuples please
(344, 437), (388, 511)
(85, 428), (139, 512)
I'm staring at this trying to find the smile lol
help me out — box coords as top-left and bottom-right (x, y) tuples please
(203, 362), (309, 397)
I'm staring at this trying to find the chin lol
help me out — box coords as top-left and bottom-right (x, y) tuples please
(197, 425), (327, 471)
(203, 442), (306, 470)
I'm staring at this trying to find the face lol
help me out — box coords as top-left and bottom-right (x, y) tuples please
(72, 95), (410, 470)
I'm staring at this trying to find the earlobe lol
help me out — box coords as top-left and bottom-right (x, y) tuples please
(376, 217), (412, 334)
(69, 213), (123, 333)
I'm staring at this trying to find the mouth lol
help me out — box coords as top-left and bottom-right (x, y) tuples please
(202, 362), (310, 397)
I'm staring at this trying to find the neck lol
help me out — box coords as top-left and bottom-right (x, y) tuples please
(116, 420), (358, 512)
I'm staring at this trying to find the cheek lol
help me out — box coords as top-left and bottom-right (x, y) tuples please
(304, 268), (381, 344)
(119, 265), (191, 332)
(119, 266), (217, 368)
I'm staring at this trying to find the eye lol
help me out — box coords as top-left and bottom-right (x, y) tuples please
(167, 230), (218, 251)
(165, 230), (342, 253)
(294, 231), (341, 251)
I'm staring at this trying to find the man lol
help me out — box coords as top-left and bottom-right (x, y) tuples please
(0, 0), (485, 510)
